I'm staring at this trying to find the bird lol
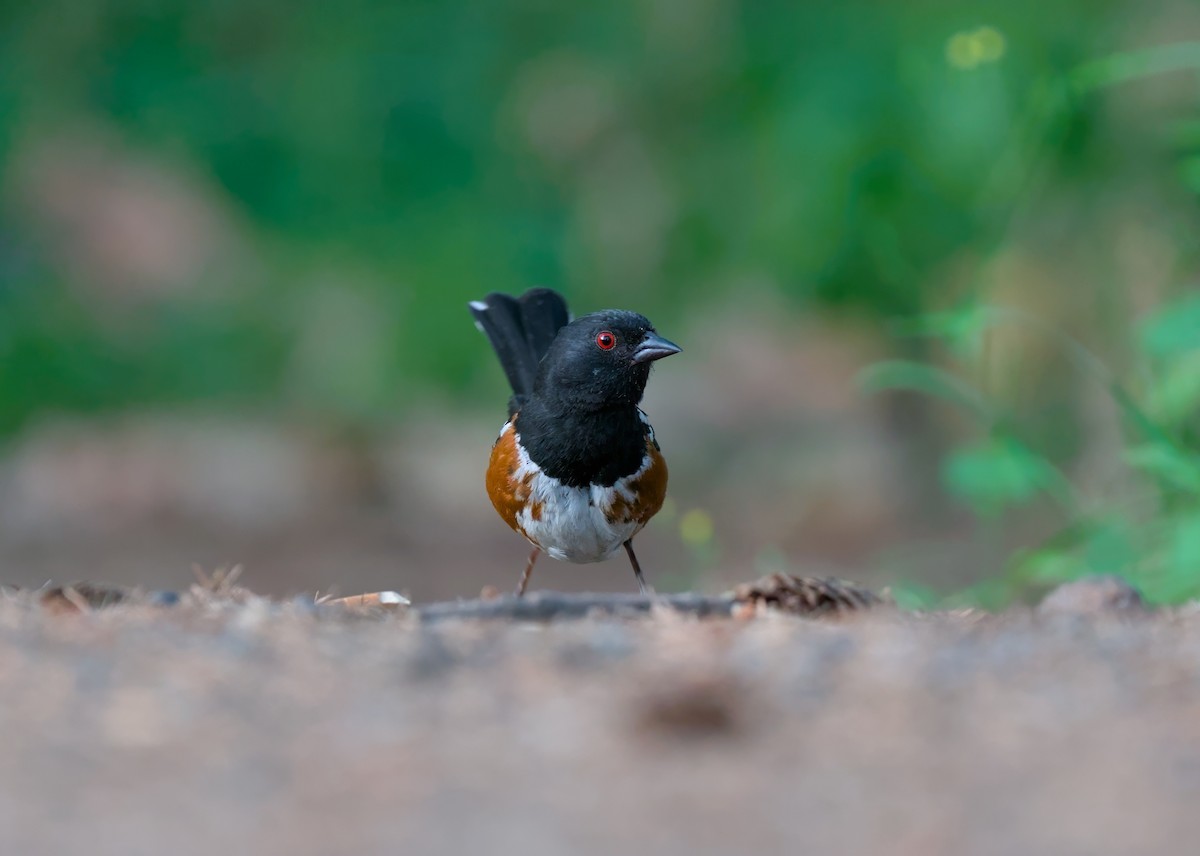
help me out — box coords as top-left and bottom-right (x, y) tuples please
(469, 288), (681, 596)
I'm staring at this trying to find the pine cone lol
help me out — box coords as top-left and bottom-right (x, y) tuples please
(730, 573), (881, 617)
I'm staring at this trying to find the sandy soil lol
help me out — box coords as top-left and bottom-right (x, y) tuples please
(1, 579), (1196, 856)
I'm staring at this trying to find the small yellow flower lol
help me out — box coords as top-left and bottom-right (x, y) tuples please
(947, 32), (978, 69)
(974, 26), (1007, 63)
(946, 26), (1007, 70)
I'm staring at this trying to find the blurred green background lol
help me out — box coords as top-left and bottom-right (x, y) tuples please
(2, 0), (1199, 603)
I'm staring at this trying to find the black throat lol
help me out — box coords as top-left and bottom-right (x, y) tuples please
(514, 400), (649, 488)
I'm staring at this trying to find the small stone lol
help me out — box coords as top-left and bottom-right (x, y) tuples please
(1037, 576), (1148, 616)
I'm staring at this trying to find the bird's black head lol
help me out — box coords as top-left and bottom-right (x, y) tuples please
(532, 309), (681, 412)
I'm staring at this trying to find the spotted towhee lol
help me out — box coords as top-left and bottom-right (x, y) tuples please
(470, 288), (681, 596)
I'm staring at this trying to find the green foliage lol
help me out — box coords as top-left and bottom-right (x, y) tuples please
(1138, 298), (1200, 462)
(941, 437), (1072, 519)
(858, 34), (1200, 606)
(866, 294), (1200, 605)
(1122, 444), (1200, 496)
(1140, 294), (1200, 360)
(1070, 41), (1200, 92)
(857, 359), (990, 422)
(0, 0), (1153, 434)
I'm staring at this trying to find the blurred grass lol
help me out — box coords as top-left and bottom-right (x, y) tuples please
(0, 0), (1161, 431)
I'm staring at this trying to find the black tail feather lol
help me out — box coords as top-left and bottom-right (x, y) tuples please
(470, 288), (571, 404)
(517, 288), (571, 365)
(470, 292), (534, 399)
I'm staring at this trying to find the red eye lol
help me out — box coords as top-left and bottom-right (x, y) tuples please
(596, 331), (616, 350)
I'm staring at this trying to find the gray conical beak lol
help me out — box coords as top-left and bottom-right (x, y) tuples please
(632, 333), (682, 364)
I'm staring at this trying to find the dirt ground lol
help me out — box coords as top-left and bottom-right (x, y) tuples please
(1, 577), (1196, 856)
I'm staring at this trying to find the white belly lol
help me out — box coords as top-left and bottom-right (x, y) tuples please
(516, 471), (642, 563)
(490, 418), (658, 564)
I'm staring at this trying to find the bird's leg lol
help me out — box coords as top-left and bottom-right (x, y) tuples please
(623, 540), (655, 596)
(515, 547), (540, 597)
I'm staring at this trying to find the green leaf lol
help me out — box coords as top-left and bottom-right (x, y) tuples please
(940, 437), (1061, 517)
(1137, 515), (1200, 604)
(1145, 351), (1200, 425)
(1138, 294), (1200, 359)
(1071, 42), (1200, 92)
(856, 360), (990, 422)
(1083, 520), (1136, 576)
(889, 306), (992, 359)
(1123, 443), (1200, 494)
(1169, 514), (1200, 576)
(1020, 549), (1088, 586)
